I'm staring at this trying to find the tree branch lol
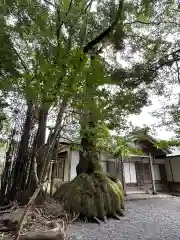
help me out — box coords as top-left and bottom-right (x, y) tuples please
(84, 0), (94, 12)
(175, 58), (180, 84)
(12, 46), (29, 72)
(56, 0), (73, 42)
(44, 0), (55, 8)
(125, 20), (179, 26)
(152, 48), (180, 71)
(83, 0), (124, 53)
(39, 98), (68, 182)
(55, 0), (73, 63)
(32, 155), (39, 187)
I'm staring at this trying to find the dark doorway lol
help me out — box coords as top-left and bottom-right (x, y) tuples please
(135, 162), (144, 187)
(159, 164), (167, 184)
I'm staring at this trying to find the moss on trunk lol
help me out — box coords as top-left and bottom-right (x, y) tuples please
(76, 150), (102, 175)
(54, 171), (125, 220)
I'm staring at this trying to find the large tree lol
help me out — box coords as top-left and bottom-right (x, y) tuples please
(0, 0), (172, 218)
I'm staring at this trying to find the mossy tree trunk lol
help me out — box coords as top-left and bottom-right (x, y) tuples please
(76, 117), (102, 175)
(54, 115), (125, 221)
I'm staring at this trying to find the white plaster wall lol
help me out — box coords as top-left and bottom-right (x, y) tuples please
(165, 156), (180, 182)
(124, 162), (137, 183)
(99, 152), (108, 161)
(124, 163), (130, 183)
(101, 161), (107, 172)
(64, 152), (70, 181)
(130, 163), (137, 183)
(153, 165), (161, 181)
(70, 150), (79, 180)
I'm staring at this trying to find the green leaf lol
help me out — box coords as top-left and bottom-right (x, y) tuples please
(137, 14), (149, 23)
(165, 5), (170, 15)
(126, 24), (132, 33)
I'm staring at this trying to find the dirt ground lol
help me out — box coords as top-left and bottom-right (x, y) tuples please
(1, 197), (180, 240)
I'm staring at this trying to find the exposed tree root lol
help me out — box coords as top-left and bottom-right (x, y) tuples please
(103, 216), (107, 223)
(93, 217), (102, 225)
(18, 222), (65, 240)
(0, 202), (14, 210)
(113, 213), (121, 220)
(54, 171), (125, 220)
(69, 214), (79, 224)
(0, 201), (18, 215)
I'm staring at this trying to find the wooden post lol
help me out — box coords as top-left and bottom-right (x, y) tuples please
(168, 159), (174, 192)
(67, 148), (71, 181)
(50, 161), (55, 196)
(149, 153), (157, 195)
(120, 154), (127, 196)
(169, 159), (174, 183)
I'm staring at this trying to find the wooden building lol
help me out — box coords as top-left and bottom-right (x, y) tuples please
(49, 135), (173, 195)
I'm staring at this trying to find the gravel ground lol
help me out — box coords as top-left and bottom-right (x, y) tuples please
(68, 197), (180, 240)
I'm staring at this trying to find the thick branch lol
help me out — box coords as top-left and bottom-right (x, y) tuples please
(84, 0), (94, 12)
(153, 48), (180, 71)
(83, 0), (124, 53)
(56, 0), (73, 42)
(126, 20), (179, 26)
(175, 58), (180, 84)
(44, 0), (55, 7)
(12, 46), (29, 72)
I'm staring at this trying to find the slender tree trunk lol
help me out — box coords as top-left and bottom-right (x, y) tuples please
(8, 102), (33, 201)
(0, 129), (16, 204)
(35, 105), (50, 178)
(24, 98), (67, 198)
(149, 153), (157, 195)
(38, 98), (68, 183)
(18, 98), (67, 203)
(120, 154), (126, 195)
